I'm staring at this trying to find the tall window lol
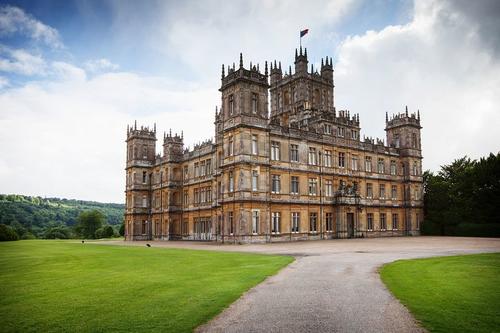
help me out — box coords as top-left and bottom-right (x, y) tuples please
(205, 159), (211, 175)
(228, 135), (234, 156)
(290, 144), (299, 162)
(271, 141), (280, 161)
(412, 133), (417, 148)
(228, 212), (234, 235)
(142, 171), (147, 183)
(183, 166), (188, 181)
(390, 160), (397, 175)
(366, 183), (373, 198)
(229, 94), (234, 115)
(308, 178), (317, 196)
(308, 147), (317, 165)
(291, 212), (300, 233)
(351, 130), (358, 140)
(142, 195), (147, 207)
(324, 124), (332, 134)
(413, 161), (418, 176)
(272, 174), (281, 193)
(142, 220), (147, 234)
(338, 127), (345, 137)
(379, 184), (386, 199)
(326, 213), (333, 232)
(252, 93), (258, 114)
(271, 212), (281, 234)
(251, 135), (258, 155)
(228, 171), (234, 192)
(183, 190), (188, 206)
(194, 163), (199, 177)
(324, 150), (332, 167)
(325, 180), (333, 197)
(377, 158), (385, 173)
(200, 160), (206, 176)
(392, 214), (399, 230)
(367, 213), (373, 231)
(252, 170), (258, 191)
(352, 156), (358, 171)
(338, 152), (345, 168)
(290, 176), (299, 195)
(252, 210), (259, 234)
(380, 213), (387, 230)
(391, 185), (397, 200)
(309, 213), (317, 232)
(365, 156), (372, 172)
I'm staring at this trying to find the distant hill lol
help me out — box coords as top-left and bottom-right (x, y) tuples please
(0, 194), (124, 238)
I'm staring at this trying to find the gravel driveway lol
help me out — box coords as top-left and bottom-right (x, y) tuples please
(104, 236), (500, 333)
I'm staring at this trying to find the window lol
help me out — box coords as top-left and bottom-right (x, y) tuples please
(251, 135), (258, 155)
(326, 213), (333, 232)
(271, 141), (280, 161)
(182, 220), (188, 235)
(142, 220), (147, 234)
(309, 213), (317, 232)
(252, 93), (258, 114)
(324, 150), (332, 167)
(272, 174), (281, 193)
(379, 184), (386, 199)
(391, 185), (397, 200)
(415, 187), (421, 200)
(291, 212), (300, 233)
(416, 213), (420, 230)
(392, 214), (399, 230)
(324, 124), (332, 134)
(206, 187), (212, 202)
(228, 171), (234, 192)
(365, 156), (372, 172)
(290, 176), (299, 195)
(271, 212), (281, 234)
(412, 133), (417, 148)
(338, 127), (345, 137)
(252, 170), (258, 191)
(380, 213), (387, 230)
(194, 163), (199, 177)
(200, 160), (206, 176)
(366, 183), (373, 198)
(325, 180), (333, 197)
(252, 210), (259, 234)
(394, 133), (400, 148)
(205, 159), (211, 175)
(308, 178), (317, 196)
(183, 190), (188, 205)
(378, 158), (385, 173)
(308, 147), (317, 165)
(338, 152), (345, 168)
(290, 144), (299, 162)
(351, 130), (358, 140)
(367, 213), (374, 231)
(142, 145), (148, 159)
(228, 135), (234, 156)
(200, 187), (206, 203)
(228, 212), (234, 235)
(351, 156), (358, 171)
(413, 162), (418, 176)
(142, 195), (147, 207)
(390, 160), (397, 175)
(183, 166), (188, 181)
(142, 171), (147, 183)
(229, 94), (234, 115)
(194, 188), (199, 204)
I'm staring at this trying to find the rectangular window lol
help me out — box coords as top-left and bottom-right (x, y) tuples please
(205, 159), (211, 175)
(308, 147), (317, 165)
(326, 213), (333, 232)
(272, 174), (281, 193)
(338, 152), (345, 168)
(290, 176), (299, 195)
(228, 212), (234, 235)
(325, 180), (333, 197)
(338, 127), (345, 137)
(390, 160), (397, 175)
(228, 135), (234, 156)
(229, 94), (234, 115)
(413, 162), (418, 176)
(229, 171), (234, 192)
(378, 158), (385, 174)
(182, 220), (188, 235)
(183, 166), (188, 181)
(379, 184), (386, 199)
(252, 210), (259, 234)
(252, 170), (258, 191)
(206, 187), (212, 202)
(366, 183), (373, 198)
(183, 190), (188, 206)
(392, 213), (398, 230)
(200, 161), (206, 176)
(380, 213), (387, 230)
(365, 156), (372, 172)
(391, 185), (397, 200)
(367, 213), (373, 231)
(309, 212), (317, 232)
(271, 141), (280, 161)
(291, 212), (300, 233)
(351, 130), (358, 140)
(324, 150), (332, 167)
(194, 163), (199, 177)
(252, 93), (258, 114)
(308, 178), (317, 196)
(142, 171), (147, 183)
(271, 212), (281, 234)
(324, 124), (332, 134)
(251, 135), (258, 155)
(142, 195), (147, 207)
(290, 144), (299, 162)
(352, 156), (358, 171)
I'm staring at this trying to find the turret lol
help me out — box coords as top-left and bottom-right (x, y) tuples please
(270, 60), (282, 84)
(126, 122), (157, 164)
(163, 130), (184, 162)
(294, 46), (308, 75)
(385, 106), (422, 153)
(321, 56), (333, 82)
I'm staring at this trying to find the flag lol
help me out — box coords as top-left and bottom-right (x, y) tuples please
(300, 29), (309, 37)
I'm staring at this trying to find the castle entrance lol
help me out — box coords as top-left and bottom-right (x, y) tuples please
(194, 218), (212, 241)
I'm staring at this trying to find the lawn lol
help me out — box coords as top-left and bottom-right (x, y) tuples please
(0, 240), (293, 333)
(380, 253), (500, 333)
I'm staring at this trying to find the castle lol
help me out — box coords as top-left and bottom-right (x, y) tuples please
(124, 47), (423, 242)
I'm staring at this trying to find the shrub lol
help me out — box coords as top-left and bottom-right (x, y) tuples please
(95, 225), (115, 239)
(44, 226), (71, 239)
(0, 224), (19, 241)
(119, 223), (125, 236)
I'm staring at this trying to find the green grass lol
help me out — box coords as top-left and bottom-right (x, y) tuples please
(0, 240), (293, 333)
(380, 253), (500, 333)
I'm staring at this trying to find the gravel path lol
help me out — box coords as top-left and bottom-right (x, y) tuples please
(101, 237), (500, 333)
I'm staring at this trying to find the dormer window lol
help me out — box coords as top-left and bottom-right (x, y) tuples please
(229, 94), (234, 115)
(251, 93), (258, 114)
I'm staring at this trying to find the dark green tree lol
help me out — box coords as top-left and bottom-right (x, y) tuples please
(119, 222), (125, 236)
(44, 225), (72, 239)
(0, 224), (19, 241)
(95, 225), (115, 238)
(75, 210), (105, 239)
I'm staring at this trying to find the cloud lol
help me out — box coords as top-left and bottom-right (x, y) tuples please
(0, 5), (63, 48)
(334, 0), (500, 171)
(0, 76), (8, 88)
(51, 61), (86, 81)
(0, 46), (47, 75)
(84, 58), (119, 73)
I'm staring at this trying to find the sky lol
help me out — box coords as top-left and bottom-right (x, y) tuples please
(0, 0), (499, 203)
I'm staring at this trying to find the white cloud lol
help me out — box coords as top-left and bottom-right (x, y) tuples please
(0, 46), (47, 75)
(51, 61), (87, 81)
(0, 5), (63, 48)
(84, 58), (119, 73)
(334, 0), (500, 171)
(0, 76), (8, 88)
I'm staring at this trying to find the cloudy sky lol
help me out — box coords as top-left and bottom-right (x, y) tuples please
(0, 0), (499, 203)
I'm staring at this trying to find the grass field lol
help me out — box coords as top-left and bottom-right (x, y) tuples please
(380, 253), (500, 333)
(0, 240), (293, 333)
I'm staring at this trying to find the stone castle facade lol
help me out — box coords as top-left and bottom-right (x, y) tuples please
(124, 47), (423, 242)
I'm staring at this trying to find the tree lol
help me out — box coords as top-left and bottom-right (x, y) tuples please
(119, 222), (125, 237)
(0, 224), (19, 241)
(44, 225), (71, 239)
(95, 225), (115, 238)
(75, 210), (105, 239)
